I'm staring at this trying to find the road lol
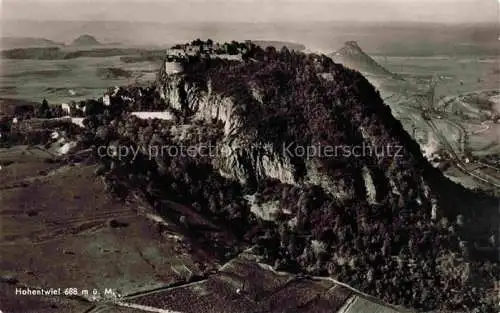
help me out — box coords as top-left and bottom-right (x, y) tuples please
(416, 87), (500, 189)
(425, 116), (500, 188)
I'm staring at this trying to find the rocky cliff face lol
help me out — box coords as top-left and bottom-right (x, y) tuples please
(156, 58), (440, 211)
(160, 73), (308, 188)
(91, 45), (498, 311)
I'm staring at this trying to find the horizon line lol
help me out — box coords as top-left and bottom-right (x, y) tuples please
(2, 18), (498, 26)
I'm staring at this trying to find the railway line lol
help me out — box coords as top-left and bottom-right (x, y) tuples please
(415, 83), (500, 189)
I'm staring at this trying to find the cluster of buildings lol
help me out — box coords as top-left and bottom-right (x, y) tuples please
(166, 40), (248, 61)
(163, 40), (247, 75)
(167, 39), (249, 58)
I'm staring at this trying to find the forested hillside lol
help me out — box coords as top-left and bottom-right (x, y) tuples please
(55, 42), (500, 312)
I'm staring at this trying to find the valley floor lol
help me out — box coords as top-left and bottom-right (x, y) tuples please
(0, 145), (409, 313)
(371, 55), (500, 194)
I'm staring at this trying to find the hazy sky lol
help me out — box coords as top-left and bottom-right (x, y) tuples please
(1, 0), (498, 24)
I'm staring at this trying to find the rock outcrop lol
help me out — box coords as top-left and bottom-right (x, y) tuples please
(71, 34), (101, 46)
(330, 41), (402, 79)
(91, 44), (499, 312)
(156, 54), (440, 210)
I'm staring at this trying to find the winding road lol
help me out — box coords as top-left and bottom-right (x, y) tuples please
(418, 88), (500, 189)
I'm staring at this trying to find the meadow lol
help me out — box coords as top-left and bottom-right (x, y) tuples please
(0, 55), (161, 104)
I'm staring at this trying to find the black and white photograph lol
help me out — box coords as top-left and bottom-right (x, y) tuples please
(0, 0), (499, 312)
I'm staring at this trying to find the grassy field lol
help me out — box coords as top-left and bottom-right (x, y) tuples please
(126, 251), (385, 313)
(374, 55), (499, 99)
(2, 145), (385, 313)
(0, 282), (93, 313)
(0, 56), (161, 104)
(0, 147), (222, 312)
(366, 53), (500, 192)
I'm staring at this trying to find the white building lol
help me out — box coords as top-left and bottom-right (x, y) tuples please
(71, 118), (85, 128)
(103, 95), (111, 106)
(61, 103), (71, 116)
(51, 131), (60, 140)
(130, 112), (174, 120)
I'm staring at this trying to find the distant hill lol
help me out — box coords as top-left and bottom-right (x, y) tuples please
(0, 98), (38, 117)
(1, 37), (63, 50)
(71, 35), (101, 46)
(330, 41), (402, 79)
(1, 47), (154, 60)
(96, 67), (133, 79)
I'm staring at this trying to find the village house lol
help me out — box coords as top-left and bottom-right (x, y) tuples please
(61, 103), (71, 116)
(103, 95), (111, 106)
